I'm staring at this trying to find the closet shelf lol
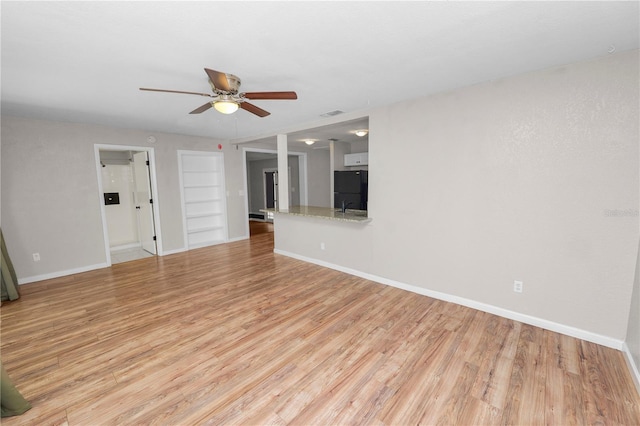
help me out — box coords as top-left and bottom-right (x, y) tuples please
(186, 212), (222, 219)
(187, 225), (225, 234)
(179, 152), (228, 250)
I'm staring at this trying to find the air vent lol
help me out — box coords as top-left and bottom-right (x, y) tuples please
(320, 110), (345, 117)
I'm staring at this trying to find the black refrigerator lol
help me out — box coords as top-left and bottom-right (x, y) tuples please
(334, 170), (368, 211)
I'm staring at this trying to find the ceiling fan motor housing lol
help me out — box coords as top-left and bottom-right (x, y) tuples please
(224, 74), (241, 93)
(141, 68), (296, 118)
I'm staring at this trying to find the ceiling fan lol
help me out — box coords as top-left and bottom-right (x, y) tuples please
(140, 68), (297, 117)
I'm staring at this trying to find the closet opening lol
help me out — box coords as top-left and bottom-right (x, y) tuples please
(95, 145), (161, 265)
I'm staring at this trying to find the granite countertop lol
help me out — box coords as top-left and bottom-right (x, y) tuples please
(261, 206), (371, 223)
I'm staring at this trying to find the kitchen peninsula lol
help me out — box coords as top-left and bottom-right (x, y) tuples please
(262, 205), (374, 277)
(262, 205), (371, 223)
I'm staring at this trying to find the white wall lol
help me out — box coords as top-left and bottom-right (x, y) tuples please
(247, 158), (269, 214)
(306, 148), (331, 208)
(101, 164), (138, 247)
(350, 139), (368, 154)
(275, 50), (639, 343)
(0, 117), (244, 282)
(333, 141), (350, 171)
(626, 239), (640, 390)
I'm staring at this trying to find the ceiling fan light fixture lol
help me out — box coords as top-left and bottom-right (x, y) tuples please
(355, 129), (369, 137)
(214, 100), (239, 114)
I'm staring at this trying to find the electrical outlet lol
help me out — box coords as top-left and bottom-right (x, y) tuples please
(32, 253), (41, 262)
(320, 242), (325, 250)
(513, 280), (523, 293)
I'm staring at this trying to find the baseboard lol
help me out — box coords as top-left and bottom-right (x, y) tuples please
(274, 249), (625, 350)
(622, 342), (640, 396)
(19, 237), (251, 284)
(110, 242), (142, 251)
(163, 237), (248, 255)
(19, 263), (109, 285)
(228, 235), (250, 243)
(161, 247), (188, 256)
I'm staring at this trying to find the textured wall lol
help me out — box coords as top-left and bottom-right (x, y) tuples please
(627, 241), (640, 387)
(0, 118), (234, 280)
(277, 50), (639, 341)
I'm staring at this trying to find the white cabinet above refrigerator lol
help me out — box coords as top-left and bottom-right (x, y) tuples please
(344, 152), (369, 166)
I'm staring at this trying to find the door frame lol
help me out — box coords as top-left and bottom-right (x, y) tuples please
(94, 144), (163, 266)
(263, 168), (278, 210)
(132, 151), (157, 255)
(262, 167), (292, 211)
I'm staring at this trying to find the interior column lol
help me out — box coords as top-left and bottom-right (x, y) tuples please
(277, 134), (289, 211)
(329, 139), (335, 209)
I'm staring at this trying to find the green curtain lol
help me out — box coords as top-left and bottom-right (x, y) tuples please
(1, 228), (20, 302)
(0, 363), (31, 417)
(0, 230), (30, 417)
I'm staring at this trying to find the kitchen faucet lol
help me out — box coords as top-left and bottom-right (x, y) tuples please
(340, 200), (353, 213)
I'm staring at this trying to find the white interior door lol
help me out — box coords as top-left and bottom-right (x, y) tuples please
(133, 152), (157, 254)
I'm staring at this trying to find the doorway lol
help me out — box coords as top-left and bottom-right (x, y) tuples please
(95, 145), (162, 265)
(263, 167), (294, 211)
(243, 147), (308, 238)
(264, 169), (278, 209)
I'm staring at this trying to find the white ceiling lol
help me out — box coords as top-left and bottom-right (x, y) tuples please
(2, 1), (638, 145)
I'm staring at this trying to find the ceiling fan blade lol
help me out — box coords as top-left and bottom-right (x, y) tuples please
(189, 102), (213, 114)
(139, 87), (213, 98)
(243, 91), (298, 100)
(204, 68), (231, 92)
(240, 102), (270, 117)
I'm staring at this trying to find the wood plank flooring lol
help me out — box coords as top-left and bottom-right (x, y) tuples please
(249, 220), (274, 236)
(1, 231), (639, 425)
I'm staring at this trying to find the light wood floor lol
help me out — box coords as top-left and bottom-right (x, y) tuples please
(249, 220), (274, 236)
(1, 231), (639, 425)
